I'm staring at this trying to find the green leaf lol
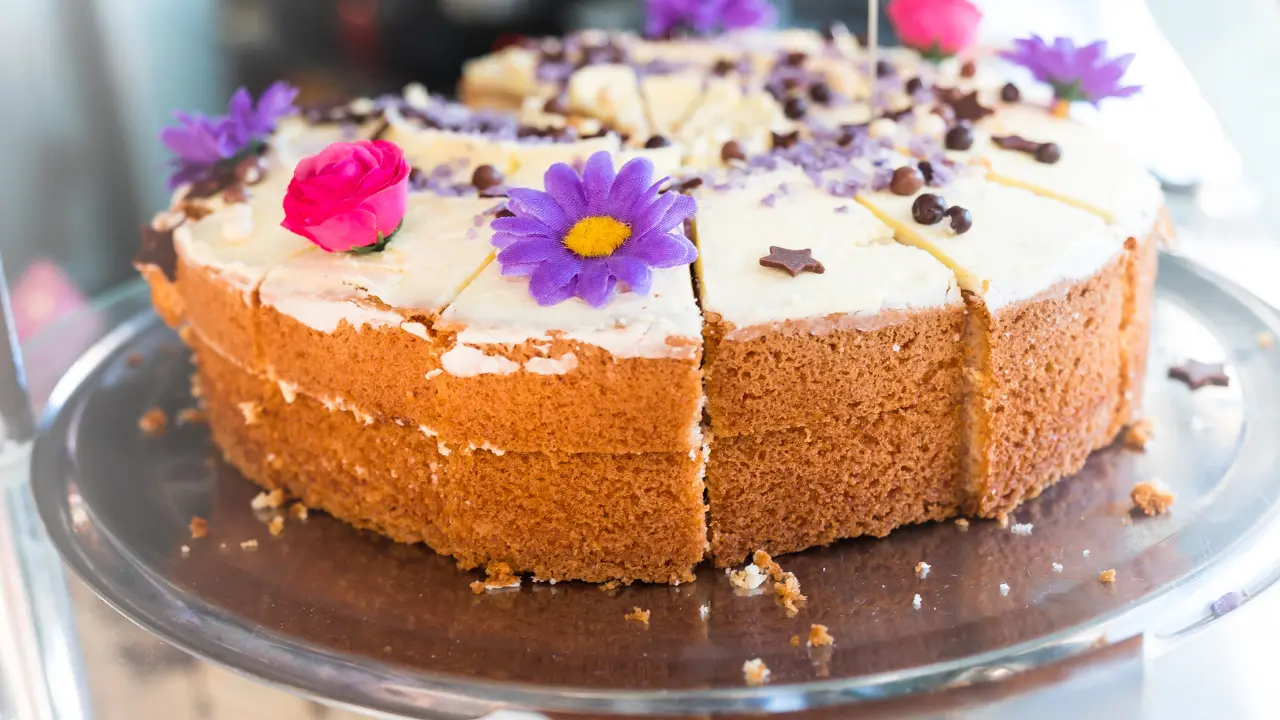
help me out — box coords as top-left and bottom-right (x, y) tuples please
(348, 219), (405, 255)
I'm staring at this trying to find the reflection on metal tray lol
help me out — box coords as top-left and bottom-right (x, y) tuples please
(29, 254), (1280, 717)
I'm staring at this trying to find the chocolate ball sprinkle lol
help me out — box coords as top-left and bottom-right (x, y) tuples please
(890, 166), (925, 196)
(945, 205), (973, 234)
(876, 60), (894, 78)
(783, 96), (808, 120)
(472, 164), (504, 191)
(809, 81), (833, 105)
(905, 77), (925, 95)
(222, 184), (251, 204)
(960, 60), (977, 78)
(784, 51), (808, 67)
(917, 160), (936, 185)
(1000, 82), (1021, 103)
(542, 96), (569, 115)
(720, 140), (746, 163)
(1035, 142), (1062, 164)
(911, 194), (947, 225)
(712, 58), (736, 76)
(644, 135), (671, 149)
(944, 124), (975, 151)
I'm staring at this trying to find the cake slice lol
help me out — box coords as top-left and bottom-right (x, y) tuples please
(691, 169), (966, 563)
(170, 171), (312, 368)
(972, 106), (1166, 430)
(254, 189), (500, 434)
(859, 170), (1128, 516)
(434, 262), (704, 454)
(194, 331), (707, 584)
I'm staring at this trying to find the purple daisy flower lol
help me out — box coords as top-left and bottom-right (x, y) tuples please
(160, 81), (299, 190)
(645, 0), (777, 38)
(1001, 35), (1141, 107)
(492, 152), (698, 308)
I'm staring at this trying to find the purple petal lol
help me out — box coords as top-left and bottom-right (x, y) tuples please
(491, 215), (556, 237)
(498, 237), (571, 266)
(543, 163), (589, 222)
(606, 256), (654, 295)
(574, 260), (618, 308)
(508, 188), (571, 234)
(528, 258), (582, 306)
(581, 151), (617, 213)
(618, 230), (698, 267)
(608, 157), (656, 217)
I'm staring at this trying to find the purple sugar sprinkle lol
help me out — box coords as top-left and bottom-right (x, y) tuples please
(777, 182), (791, 196)
(472, 214), (486, 227)
(1211, 591), (1242, 618)
(760, 193), (777, 207)
(835, 205), (850, 214)
(431, 164), (456, 179)
(870, 166), (894, 192)
(466, 227), (478, 240)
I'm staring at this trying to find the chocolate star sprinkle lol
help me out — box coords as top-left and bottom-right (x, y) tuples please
(946, 91), (994, 123)
(759, 246), (824, 277)
(1168, 360), (1229, 390)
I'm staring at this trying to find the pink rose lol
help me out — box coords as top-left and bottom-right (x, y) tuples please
(282, 140), (411, 252)
(887, 0), (983, 58)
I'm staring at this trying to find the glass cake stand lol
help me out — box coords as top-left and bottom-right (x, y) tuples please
(23, 253), (1280, 718)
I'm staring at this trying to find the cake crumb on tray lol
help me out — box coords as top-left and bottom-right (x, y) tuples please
(743, 658), (770, 686)
(1131, 480), (1175, 516)
(470, 561), (522, 594)
(808, 624), (833, 647)
(1121, 418), (1154, 451)
(624, 607), (650, 625)
(138, 407), (168, 436)
(189, 516), (208, 539)
(1100, 569), (1117, 584)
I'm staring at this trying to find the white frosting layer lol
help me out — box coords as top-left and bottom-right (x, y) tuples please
(174, 173), (312, 292)
(524, 353), (579, 375)
(506, 134), (621, 187)
(382, 106), (518, 175)
(975, 105), (1164, 235)
(461, 45), (545, 100)
(694, 170), (959, 330)
(568, 64), (652, 139)
(440, 344), (520, 377)
(440, 263), (702, 361)
(258, 193), (500, 330)
(860, 170), (1126, 309)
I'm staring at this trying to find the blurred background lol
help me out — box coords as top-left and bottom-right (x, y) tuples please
(3, 0), (1278, 340)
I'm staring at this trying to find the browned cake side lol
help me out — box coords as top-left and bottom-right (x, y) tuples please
(1113, 214), (1167, 434)
(176, 256), (263, 369)
(703, 303), (966, 565)
(138, 266), (185, 329)
(707, 403), (964, 565)
(703, 306), (965, 437)
(212, 286), (704, 455)
(968, 252), (1128, 517)
(428, 335), (704, 453)
(194, 333), (708, 583)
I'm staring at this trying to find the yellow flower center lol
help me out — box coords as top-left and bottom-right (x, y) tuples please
(563, 216), (631, 258)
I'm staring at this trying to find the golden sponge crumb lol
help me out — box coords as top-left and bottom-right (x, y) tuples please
(808, 624), (833, 647)
(789, 636), (800, 647)
(139, 408), (168, 437)
(1121, 418), (1154, 451)
(774, 572), (806, 617)
(1100, 568), (1117, 584)
(288, 503), (309, 521)
(742, 658), (770, 687)
(189, 516), (208, 539)
(471, 561), (521, 594)
(624, 607), (650, 625)
(267, 516), (285, 537)
(240, 539), (259, 551)
(1131, 480), (1175, 516)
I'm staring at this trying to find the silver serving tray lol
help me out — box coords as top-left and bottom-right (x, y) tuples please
(29, 254), (1280, 718)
